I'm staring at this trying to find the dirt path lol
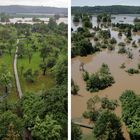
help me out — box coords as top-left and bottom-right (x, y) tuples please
(14, 39), (23, 99)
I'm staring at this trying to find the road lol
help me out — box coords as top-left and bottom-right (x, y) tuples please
(14, 39), (23, 99)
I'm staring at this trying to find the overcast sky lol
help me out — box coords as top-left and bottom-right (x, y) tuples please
(72, 0), (140, 6)
(0, 0), (68, 8)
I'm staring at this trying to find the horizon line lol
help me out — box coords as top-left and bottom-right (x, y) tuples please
(0, 4), (67, 8)
(71, 4), (140, 7)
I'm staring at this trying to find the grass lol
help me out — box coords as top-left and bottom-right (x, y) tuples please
(82, 134), (96, 140)
(17, 51), (55, 94)
(0, 53), (18, 103)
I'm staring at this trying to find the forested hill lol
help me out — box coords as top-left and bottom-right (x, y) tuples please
(0, 5), (67, 15)
(72, 5), (140, 14)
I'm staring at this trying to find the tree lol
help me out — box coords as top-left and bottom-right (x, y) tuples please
(54, 14), (60, 20)
(73, 14), (80, 22)
(42, 85), (67, 138)
(93, 111), (124, 140)
(31, 115), (62, 140)
(26, 48), (33, 64)
(3, 123), (20, 140)
(40, 44), (51, 62)
(17, 42), (26, 58)
(23, 68), (35, 83)
(0, 111), (23, 139)
(86, 64), (114, 92)
(0, 13), (10, 22)
(71, 123), (82, 140)
(120, 90), (140, 139)
(53, 54), (67, 85)
(48, 18), (57, 30)
(39, 62), (47, 75)
(71, 79), (79, 95)
(0, 64), (13, 94)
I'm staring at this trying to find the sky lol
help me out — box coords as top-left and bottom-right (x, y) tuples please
(0, 0), (68, 8)
(72, 0), (140, 6)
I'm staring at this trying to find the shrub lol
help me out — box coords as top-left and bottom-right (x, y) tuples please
(110, 37), (117, 44)
(120, 63), (126, 69)
(107, 44), (115, 51)
(118, 46), (126, 54)
(71, 79), (79, 95)
(86, 64), (115, 92)
(82, 71), (89, 81)
(23, 68), (35, 83)
(138, 63), (140, 69)
(126, 68), (139, 74)
(118, 42), (126, 46)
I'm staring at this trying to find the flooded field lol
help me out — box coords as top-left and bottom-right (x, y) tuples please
(0, 17), (68, 24)
(72, 14), (140, 31)
(72, 14), (140, 139)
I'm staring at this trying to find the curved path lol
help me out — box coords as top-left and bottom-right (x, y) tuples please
(14, 39), (23, 99)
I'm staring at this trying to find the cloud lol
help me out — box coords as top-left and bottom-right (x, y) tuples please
(0, 0), (68, 8)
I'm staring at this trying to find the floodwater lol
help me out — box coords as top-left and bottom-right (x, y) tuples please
(72, 14), (140, 139)
(72, 14), (140, 31)
(0, 17), (68, 25)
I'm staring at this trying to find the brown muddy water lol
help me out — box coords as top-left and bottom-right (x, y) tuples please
(72, 49), (140, 139)
(72, 15), (140, 139)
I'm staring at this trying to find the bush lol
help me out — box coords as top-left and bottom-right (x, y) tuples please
(23, 68), (35, 83)
(93, 111), (124, 140)
(101, 97), (118, 110)
(107, 44), (115, 51)
(110, 37), (117, 44)
(118, 42), (126, 46)
(118, 46), (126, 54)
(126, 68), (139, 74)
(138, 63), (140, 69)
(120, 63), (126, 69)
(86, 64), (115, 92)
(82, 71), (89, 81)
(71, 79), (79, 95)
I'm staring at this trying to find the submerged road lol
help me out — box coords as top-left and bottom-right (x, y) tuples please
(14, 39), (23, 99)
(73, 121), (93, 129)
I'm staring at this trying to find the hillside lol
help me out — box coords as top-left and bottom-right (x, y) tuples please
(0, 5), (67, 15)
(72, 5), (140, 14)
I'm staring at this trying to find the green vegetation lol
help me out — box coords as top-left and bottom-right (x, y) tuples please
(71, 79), (79, 95)
(120, 90), (140, 139)
(126, 68), (139, 74)
(0, 18), (68, 139)
(72, 7), (140, 140)
(0, 13), (10, 22)
(72, 5), (140, 15)
(84, 64), (115, 92)
(83, 95), (124, 140)
(72, 123), (82, 140)
(97, 13), (111, 23)
(120, 63), (126, 69)
(73, 14), (81, 22)
(93, 110), (124, 140)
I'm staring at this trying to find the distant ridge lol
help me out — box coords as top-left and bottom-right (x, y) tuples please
(0, 5), (67, 15)
(72, 5), (140, 14)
